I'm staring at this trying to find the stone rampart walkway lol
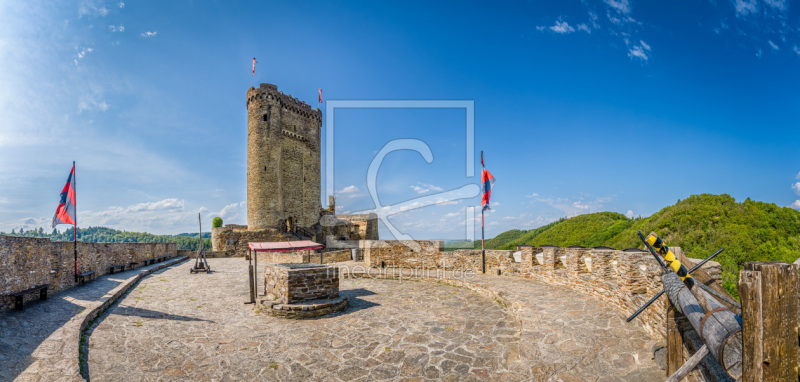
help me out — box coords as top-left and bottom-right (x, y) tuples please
(0, 257), (187, 382)
(84, 259), (663, 381)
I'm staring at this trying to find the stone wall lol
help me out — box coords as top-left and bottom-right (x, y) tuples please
(322, 213), (379, 241)
(254, 249), (352, 264)
(212, 225), (292, 253)
(358, 240), (725, 341)
(0, 235), (177, 311)
(263, 263), (339, 304)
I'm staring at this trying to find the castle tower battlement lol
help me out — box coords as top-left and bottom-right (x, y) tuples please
(246, 83), (322, 231)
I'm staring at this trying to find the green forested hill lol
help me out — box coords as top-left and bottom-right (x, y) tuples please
(483, 194), (800, 297)
(0, 226), (211, 250)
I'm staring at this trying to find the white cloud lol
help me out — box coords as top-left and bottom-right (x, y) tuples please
(796, 171), (800, 179)
(108, 25), (124, 32)
(140, 31), (157, 38)
(75, 198), (199, 233)
(530, 195), (612, 218)
(762, 0), (786, 11)
(208, 201), (246, 224)
(626, 210), (634, 219)
(550, 21), (576, 34)
(735, 0), (758, 16)
(339, 185), (359, 194)
(572, 201), (590, 210)
(78, 98), (110, 112)
(336, 185), (364, 199)
(792, 200), (800, 210)
(768, 40), (779, 50)
(526, 193), (539, 198)
(410, 182), (444, 194)
(119, 2), (125, 8)
(79, 1), (110, 18)
(74, 47), (93, 65)
(604, 0), (631, 14)
(125, 198), (184, 213)
(792, 182), (800, 196)
(628, 40), (651, 61)
(577, 23), (591, 33)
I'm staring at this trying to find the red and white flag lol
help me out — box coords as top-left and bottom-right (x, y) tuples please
(252, 58), (257, 75)
(318, 88), (322, 103)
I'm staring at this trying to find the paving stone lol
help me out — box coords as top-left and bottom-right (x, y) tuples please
(0, 257), (669, 381)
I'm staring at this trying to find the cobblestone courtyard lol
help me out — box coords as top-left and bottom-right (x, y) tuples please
(84, 259), (663, 381)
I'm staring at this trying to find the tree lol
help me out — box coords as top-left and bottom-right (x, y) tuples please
(212, 217), (223, 228)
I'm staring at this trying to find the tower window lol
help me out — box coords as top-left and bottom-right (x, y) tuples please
(263, 114), (268, 122)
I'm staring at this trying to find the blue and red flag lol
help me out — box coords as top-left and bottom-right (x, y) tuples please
(52, 163), (76, 228)
(318, 88), (322, 103)
(481, 154), (495, 211)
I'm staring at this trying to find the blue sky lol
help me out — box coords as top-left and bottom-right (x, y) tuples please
(1, 0), (799, 239)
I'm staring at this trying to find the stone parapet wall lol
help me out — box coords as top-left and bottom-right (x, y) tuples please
(213, 226), (291, 252)
(358, 240), (727, 341)
(0, 235), (177, 311)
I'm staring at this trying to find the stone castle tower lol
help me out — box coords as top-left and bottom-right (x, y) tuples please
(246, 83), (322, 231)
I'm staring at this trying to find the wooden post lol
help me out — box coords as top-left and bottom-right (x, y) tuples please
(666, 298), (684, 376)
(739, 261), (800, 382)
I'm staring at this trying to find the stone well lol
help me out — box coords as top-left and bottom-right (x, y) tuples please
(264, 263), (339, 304)
(260, 263), (346, 318)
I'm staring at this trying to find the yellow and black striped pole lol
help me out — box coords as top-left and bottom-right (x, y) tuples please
(645, 232), (692, 282)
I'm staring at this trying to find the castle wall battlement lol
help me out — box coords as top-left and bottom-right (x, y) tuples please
(247, 84), (321, 122)
(358, 241), (723, 342)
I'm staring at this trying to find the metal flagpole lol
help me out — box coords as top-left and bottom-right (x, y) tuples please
(480, 151), (485, 274)
(481, 208), (485, 274)
(73, 161), (77, 283)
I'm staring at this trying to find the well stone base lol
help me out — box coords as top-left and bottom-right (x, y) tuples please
(257, 296), (347, 319)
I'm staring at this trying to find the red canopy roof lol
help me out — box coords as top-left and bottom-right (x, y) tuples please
(248, 240), (324, 252)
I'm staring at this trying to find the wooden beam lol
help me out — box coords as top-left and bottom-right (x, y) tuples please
(739, 261), (800, 382)
(667, 344), (710, 382)
(663, 271), (743, 379)
(667, 298), (684, 376)
(675, 247), (739, 313)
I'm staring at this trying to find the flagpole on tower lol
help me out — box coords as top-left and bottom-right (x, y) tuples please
(251, 58), (257, 88)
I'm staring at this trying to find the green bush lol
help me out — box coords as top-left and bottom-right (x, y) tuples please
(212, 217), (223, 228)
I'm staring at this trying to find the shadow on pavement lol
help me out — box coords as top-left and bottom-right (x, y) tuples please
(109, 306), (213, 322)
(0, 276), (124, 381)
(334, 288), (380, 315)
